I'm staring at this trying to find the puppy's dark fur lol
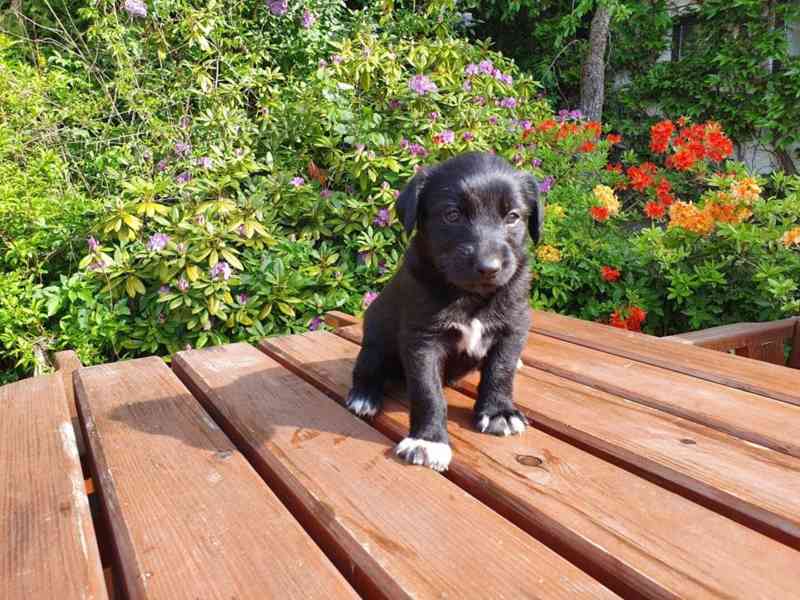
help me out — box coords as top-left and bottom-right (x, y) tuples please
(346, 152), (543, 471)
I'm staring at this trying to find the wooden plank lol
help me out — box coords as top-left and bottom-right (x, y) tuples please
(665, 318), (798, 353)
(1, 374), (108, 600)
(790, 322), (800, 369)
(74, 357), (355, 600)
(529, 310), (800, 406)
(324, 311), (358, 329)
(335, 323), (800, 546)
(514, 333), (800, 458)
(53, 350), (86, 457)
(261, 331), (800, 600)
(174, 343), (615, 600)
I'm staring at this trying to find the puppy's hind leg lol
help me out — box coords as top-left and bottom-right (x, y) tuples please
(346, 344), (386, 418)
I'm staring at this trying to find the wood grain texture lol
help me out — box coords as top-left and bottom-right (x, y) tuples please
(261, 331), (800, 600)
(1, 374), (108, 600)
(665, 318), (798, 351)
(53, 350), (87, 457)
(529, 310), (800, 406)
(517, 332), (800, 458)
(173, 343), (614, 600)
(74, 357), (355, 600)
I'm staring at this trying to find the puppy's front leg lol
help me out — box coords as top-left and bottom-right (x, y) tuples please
(395, 342), (452, 472)
(474, 331), (528, 436)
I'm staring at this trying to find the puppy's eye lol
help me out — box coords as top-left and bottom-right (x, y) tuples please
(443, 208), (462, 223)
(505, 211), (521, 225)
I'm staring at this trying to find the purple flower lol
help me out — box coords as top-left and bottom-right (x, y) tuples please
(179, 115), (191, 129)
(318, 59), (328, 69)
(196, 156), (213, 169)
(156, 158), (168, 172)
(500, 74), (513, 86)
(429, 111), (439, 122)
(557, 109), (570, 122)
(177, 277), (190, 292)
(237, 224), (247, 236)
(473, 96), (486, 106)
(464, 63), (479, 76)
(388, 99), (401, 111)
(332, 54), (343, 65)
(236, 293), (249, 304)
(87, 236), (99, 253)
(88, 258), (109, 272)
(500, 97), (517, 109)
(462, 80), (472, 92)
(373, 208), (391, 227)
(210, 261), (232, 281)
(408, 143), (428, 157)
(399, 138), (410, 149)
(267, 0), (288, 16)
(408, 74), (437, 96)
(462, 131), (475, 142)
(488, 116), (498, 126)
(362, 291), (379, 308)
(478, 60), (494, 75)
(433, 130), (455, 145)
(147, 232), (170, 252)
(174, 142), (191, 157)
(290, 176), (305, 187)
(538, 176), (555, 194)
(381, 181), (391, 191)
(176, 171), (192, 185)
(357, 251), (371, 265)
(320, 188), (332, 199)
(308, 316), (323, 331)
(123, 0), (147, 18)
(159, 285), (171, 294)
(301, 9), (316, 28)
(531, 158), (542, 168)
(518, 119), (532, 130)
(377, 260), (388, 275)
(569, 109), (583, 120)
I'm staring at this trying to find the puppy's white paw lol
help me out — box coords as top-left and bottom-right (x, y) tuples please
(516, 358), (524, 370)
(395, 438), (452, 472)
(475, 410), (527, 436)
(345, 391), (380, 417)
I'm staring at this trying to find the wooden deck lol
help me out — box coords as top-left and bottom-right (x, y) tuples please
(3, 310), (800, 599)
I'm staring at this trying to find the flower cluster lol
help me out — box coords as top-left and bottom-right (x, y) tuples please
(601, 266), (621, 282)
(463, 60), (513, 86)
(651, 119), (734, 171)
(782, 227), (800, 248)
(609, 306), (647, 331)
(668, 202), (715, 235)
(409, 75), (438, 96)
(536, 245), (562, 263)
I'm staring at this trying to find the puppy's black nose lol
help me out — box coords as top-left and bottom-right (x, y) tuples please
(476, 257), (502, 277)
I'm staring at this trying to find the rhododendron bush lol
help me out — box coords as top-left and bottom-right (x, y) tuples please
(1, 1), (799, 383)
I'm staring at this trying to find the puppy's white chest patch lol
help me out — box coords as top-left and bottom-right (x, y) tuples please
(452, 318), (489, 358)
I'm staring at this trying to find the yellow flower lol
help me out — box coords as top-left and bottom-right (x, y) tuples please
(547, 204), (565, 219)
(593, 184), (619, 216)
(536, 244), (562, 263)
(782, 227), (800, 248)
(730, 177), (761, 204)
(668, 201), (715, 235)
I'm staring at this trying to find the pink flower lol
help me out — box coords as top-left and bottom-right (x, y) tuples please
(409, 74), (437, 95)
(463, 131), (475, 142)
(362, 291), (379, 308)
(433, 130), (455, 145)
(300, 9), (316, 28)
(210, 261), (232, 281)
(500, 97), (517, 109)
(290, 176), (305, 187)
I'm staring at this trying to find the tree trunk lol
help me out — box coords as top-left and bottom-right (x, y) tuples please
(776, 148), (798, 175)
(580, 5), (612, 123)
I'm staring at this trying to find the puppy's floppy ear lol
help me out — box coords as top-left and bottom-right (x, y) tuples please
(396, 168), (428, 234)
(519, 173), (545, 244)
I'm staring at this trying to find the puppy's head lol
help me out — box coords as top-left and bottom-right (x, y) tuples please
(396, 152), (544, 295)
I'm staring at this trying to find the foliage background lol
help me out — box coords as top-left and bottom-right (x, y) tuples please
(0, 0), (798, 384)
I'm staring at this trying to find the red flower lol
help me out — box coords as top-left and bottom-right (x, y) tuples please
(585, 121), (603, 138)
(606, 133), (622, 145)
(627, 165), (654, 191)
(666, 148), (697, 171)
(601, 266), (621, 282)
(590, 206), (610, 222)
(644, 201), (665, 219)
(537, 119), (558, 132)
(627, 306), (647, 331)
(706, 127), (734, 162)
(579, 141), (596, 153)
(650, 120), (674, 154)
(610, 311), (627, 329)
(655, 178), (673, 205)
(606, 162), (623, 173)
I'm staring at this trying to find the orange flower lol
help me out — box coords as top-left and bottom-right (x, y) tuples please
(627, 165), (654, 191)
(668, 201), (715, 235)
(650, 120), (674, 153)
(579, 141), (596, 153)
(627, 306), (647, 331)
(606, 133), (622, 145)
(590, 206), (610, 222)
(610, 311), (627, 329)
(537, 119), (558, 132)
(781, 227), (800, 247)
(601, 266), (621, 282)
(585, 121), (603, 138)
(666, 148), (697, 171)
(606, 162), (623, 173)
(644, 201), (665, 219)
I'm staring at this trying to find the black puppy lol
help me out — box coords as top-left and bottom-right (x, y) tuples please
(346, 151), (543, 471)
